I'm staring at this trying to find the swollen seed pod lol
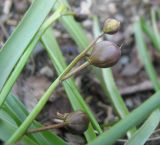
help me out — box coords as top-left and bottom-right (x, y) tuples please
(103, 18), (120, 34)
(88, 41), (121, 68)
(64, 110), (89, 134)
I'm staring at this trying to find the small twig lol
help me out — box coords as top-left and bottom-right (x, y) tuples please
(120, 80), (154, 95)
(27, 122), (67, 134)
(6, 19), (18, 26)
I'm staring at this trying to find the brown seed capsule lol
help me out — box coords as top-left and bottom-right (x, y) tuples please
(64, 110), (89, 134)
(73, 11), (88, 22)
(74, 13), (88, 22)
(88, 41), (121, 68)
(103, 18), (120, 34)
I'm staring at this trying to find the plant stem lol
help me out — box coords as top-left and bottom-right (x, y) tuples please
(61, 11), (76, 17)
(40, 5), (66, 33)
(59, 33), (104, 80)
(61, 61), (90, 81)
(27, 122), (67, 134)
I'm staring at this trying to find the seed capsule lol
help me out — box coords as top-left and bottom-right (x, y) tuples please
(88, 41), (121, 68)
(74, 13), (88, 22)
(103, 18), (120, 34)
(64, 110), (89, 134)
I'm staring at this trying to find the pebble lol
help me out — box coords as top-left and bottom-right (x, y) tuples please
(119, 56), (129, 66)
(39, 66), (54, 78)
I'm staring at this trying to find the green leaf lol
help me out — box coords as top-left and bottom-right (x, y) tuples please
(87, 91), (160, 145)
(1, 94), (68, 145)
(151, 9), (160, 51)
(134, 20), (160, 91)
(102, 68), (129, 118)
(0, 109), (17, 141)
(0, 4), (65, 106)
(141, 19), (160, 51)
(0, 112), (37, 145)
(133, 18), (160, 145)
(0, 0), (55, 91)
(125, 109), (160, 145)
(102, 68), (137, 137)
(4, 5), (66, 144)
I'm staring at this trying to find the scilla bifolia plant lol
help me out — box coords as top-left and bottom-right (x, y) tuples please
(26, 18), (121, 134)
(6, 17), (120, 144)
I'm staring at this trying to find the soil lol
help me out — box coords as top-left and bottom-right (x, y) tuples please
(1, 0), (160, 145)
